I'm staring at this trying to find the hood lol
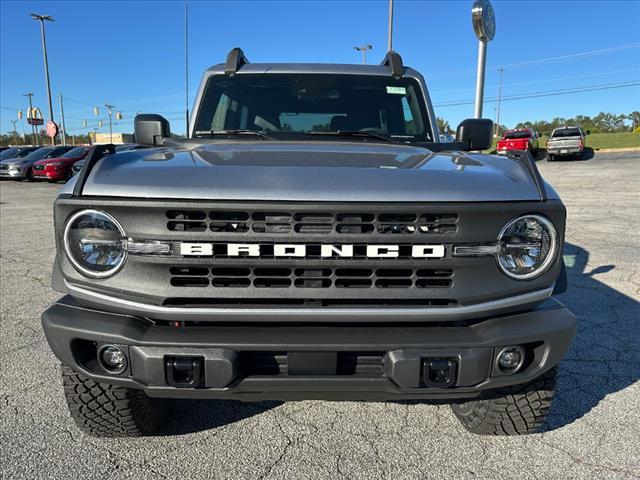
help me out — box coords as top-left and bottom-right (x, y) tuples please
(66, 141), (543, 202)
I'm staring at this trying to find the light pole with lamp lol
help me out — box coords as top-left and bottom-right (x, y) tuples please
(353, 45), (373, 64)
(471, 0), (496, 118)
(30, 13), (57, 145)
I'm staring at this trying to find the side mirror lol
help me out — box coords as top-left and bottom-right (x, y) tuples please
(134, 114), (170, 146)
(585, 129), (591, 135)
(456, 118), (493, 151)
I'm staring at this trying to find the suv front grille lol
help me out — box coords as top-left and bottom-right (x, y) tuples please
(240, 351), (385, 377)
(169, 266), (454, 289)
(166, 210), (458, 235)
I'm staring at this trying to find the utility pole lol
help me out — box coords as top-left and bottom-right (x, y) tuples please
(495, 68), (505, 136)
(11, 120), (18, 145)
(387, 0), (394, 51)
(59, 93), (67, 145)
(23, 93), (37, 145)
(30, 13), (56, 145)
(354, 45), (373, 64)
(105, 103), (114, 143)
(185, 0), (190, 138)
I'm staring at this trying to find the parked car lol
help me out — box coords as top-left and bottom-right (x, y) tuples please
(439, 133), (455, 142)
(32, 147), (89, 182)
(0, 146), (40, 162)
(71, 144), (148, 176)
(496, 128), (539, 155)
(546, 126), (588, 161)
(43, 47), (575, 438)
(0, 146), (74, 181)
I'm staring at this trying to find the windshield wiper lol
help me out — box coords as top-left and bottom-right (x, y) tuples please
(194, 129), (272, 140)
(306, 130), (392, 143)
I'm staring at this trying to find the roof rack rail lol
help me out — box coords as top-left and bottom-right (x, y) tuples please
(225, 47), (249, 75)
(380, 50), (404, 78)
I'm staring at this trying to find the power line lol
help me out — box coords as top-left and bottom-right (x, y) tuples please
(427, 42), (640, 80)
(434, 81), (640, 108)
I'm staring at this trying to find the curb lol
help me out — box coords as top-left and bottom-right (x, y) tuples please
(594, 147), (640, 153)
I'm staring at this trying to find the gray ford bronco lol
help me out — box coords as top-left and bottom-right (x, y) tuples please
(42, 48), (576, 437)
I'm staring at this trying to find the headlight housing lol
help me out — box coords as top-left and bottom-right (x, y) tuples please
(63, 209), (127, 278)
(497, 215), (558, 280)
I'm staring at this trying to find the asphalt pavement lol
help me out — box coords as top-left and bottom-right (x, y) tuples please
(1, 151), (639, 479)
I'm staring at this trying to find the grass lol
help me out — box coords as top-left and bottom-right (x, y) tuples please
(487, 132), (640, 152)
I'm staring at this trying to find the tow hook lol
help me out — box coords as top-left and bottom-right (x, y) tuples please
(166, 357), (203, 388)
(423, 358), (458, 388)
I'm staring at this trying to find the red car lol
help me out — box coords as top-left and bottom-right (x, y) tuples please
(496, 128), (539, 155)
(32, 147), (89, 182)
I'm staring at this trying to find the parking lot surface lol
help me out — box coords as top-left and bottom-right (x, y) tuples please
(1, 151), (639, 479)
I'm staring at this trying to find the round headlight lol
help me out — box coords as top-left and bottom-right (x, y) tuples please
(497, 215), (558, 280)
(63, 209), (127, 278)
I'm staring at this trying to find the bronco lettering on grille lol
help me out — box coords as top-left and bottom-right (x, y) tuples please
(179, 243), (445, 258)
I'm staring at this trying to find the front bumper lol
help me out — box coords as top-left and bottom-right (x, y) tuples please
(42, 295), (576, 401)
(33, 168), (63, 180)
(0, 168), (24, 178)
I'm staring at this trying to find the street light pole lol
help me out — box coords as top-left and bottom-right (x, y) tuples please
(59, 93), (67, 145)
(22, 92), (37, 145)
(388, 0), (394, 51)
(354, 45), (373, 64)
(495, 67), (505, 136)
(105, 103), (114, 143)
(471, 0), (496, 119)
(30, 13), (56, 145)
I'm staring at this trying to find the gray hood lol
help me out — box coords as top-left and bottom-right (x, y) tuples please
(65, 142), (543, 202)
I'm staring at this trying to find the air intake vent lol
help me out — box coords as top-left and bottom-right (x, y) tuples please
(165, 210), (458, 235)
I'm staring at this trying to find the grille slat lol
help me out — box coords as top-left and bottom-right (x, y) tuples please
(169, 266), (453, 289)
(165, 210), (458, 236)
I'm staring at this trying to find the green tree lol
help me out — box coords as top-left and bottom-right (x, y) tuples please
(436, 117), (452, 134)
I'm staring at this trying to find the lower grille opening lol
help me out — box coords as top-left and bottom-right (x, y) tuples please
(239, 351), (385, 377)
(162, 298), (458, 308)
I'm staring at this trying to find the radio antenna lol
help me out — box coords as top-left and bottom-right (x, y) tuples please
(184, 0), (189, 137)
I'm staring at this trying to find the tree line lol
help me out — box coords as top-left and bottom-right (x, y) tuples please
(438, 111), (640, 137)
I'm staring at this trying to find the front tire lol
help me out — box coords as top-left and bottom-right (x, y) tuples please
(25, 168), (34, 181)
(450, 367), (557, 435)
(61, 364), (175, 437)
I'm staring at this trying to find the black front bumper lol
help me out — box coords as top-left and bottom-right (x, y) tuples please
(42, 296), (576, 401)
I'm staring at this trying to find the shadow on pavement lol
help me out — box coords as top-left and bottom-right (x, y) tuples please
(163, 399), (282, 435)
(544, 242), (640, 430)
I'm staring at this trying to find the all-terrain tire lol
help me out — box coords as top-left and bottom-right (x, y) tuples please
(450, 366), (557, 435)
(61, 364), (175, 437)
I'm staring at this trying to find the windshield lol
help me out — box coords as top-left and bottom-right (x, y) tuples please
(552, 128), (581, 138)
(194, 74), (433, 141)
(25, 147), (55, 160)
(62, 147), (87, 158)
(0, 148), (19, 159)
(504, 130), (531, 139)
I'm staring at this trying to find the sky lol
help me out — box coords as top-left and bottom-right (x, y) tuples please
(1, 0), (639, 137)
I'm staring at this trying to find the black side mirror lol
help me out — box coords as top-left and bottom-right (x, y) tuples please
(456, 118), (493, 151)
(134, 114), (170, 146)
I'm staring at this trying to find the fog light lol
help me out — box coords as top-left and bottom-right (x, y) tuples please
(496, 346), (525, 374)
(99, 345), (127, 374)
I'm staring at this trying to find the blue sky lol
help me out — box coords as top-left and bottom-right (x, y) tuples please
(1, 0), (639, 137)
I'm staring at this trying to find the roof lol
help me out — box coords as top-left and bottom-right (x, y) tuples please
(204, 62), (418, 77)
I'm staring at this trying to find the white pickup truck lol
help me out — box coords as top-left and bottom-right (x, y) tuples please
(546, 126), (589, 161)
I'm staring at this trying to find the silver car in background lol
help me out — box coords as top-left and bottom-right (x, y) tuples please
(0, 146), (74, 180)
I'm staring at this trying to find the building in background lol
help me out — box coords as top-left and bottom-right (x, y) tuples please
(90, 132), (134, 144)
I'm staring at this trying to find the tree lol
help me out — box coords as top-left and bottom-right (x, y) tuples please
(628, 111), (640, 130)
(436, 117), (452, 134)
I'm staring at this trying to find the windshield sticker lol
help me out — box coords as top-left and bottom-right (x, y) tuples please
(386, 86), (406, 95)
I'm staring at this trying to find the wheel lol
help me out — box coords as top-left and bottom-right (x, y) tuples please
(25, 168), (34, 181)
(548, 154), (555, 162)
(61, 364), (175, 437)
(450, 366), (557, 435)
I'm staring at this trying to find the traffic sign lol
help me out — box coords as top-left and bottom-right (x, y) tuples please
(46, 120), (58, 138)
